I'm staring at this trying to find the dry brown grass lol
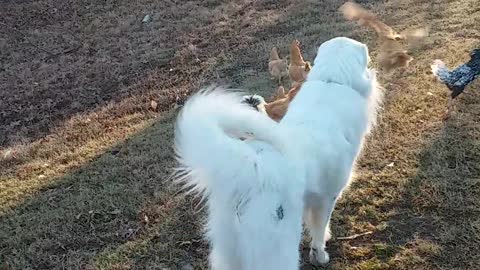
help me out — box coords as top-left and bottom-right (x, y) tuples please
(1, 0), (480, 269)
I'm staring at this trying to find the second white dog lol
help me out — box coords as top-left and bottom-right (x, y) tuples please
(174, 37), (382, 269)
(283, 37), (382, 265)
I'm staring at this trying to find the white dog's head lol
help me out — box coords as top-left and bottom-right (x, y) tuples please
(308, 37), (375, 97)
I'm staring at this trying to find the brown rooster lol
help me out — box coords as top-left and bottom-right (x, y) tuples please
(340, 1), (428, 71)
(268, 47), (288, 84)
(289, 40), (312, 84)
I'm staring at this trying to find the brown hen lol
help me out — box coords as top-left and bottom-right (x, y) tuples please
(264, 85), (302, 122)
(289, 40), (312, 84)
(340, 1), (428, 71)
(268, 47), (288, 84)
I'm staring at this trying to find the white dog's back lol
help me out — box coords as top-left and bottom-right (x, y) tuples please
(282, 37), (381, 194)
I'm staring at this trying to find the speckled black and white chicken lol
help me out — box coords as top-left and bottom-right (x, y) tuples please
(431, 48), (480, 119)
(431, 48), (480, 98)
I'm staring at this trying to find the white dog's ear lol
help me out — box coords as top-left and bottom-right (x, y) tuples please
(355, 42), (369, 70)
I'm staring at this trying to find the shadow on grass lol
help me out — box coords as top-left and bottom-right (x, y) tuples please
(398, 93), (480, 268)
(0, 112), (208, 269)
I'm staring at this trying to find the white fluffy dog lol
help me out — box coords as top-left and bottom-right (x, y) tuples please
(173, 37), (382, 269)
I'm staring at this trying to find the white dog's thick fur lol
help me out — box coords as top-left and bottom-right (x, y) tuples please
(173, 37), (382, 269)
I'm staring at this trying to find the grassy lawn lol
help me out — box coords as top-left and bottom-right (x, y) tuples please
(1, 0), (479, 269)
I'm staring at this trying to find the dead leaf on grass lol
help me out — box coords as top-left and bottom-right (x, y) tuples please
(142, 15), (152, 23)
(2, 149), (12, 159)
(150, 100), (158, 111)
(144, 214), (149, 224)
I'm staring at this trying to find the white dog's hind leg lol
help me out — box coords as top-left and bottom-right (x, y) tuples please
(207, 216), (241, 270)
(210, 244), (242, 270)
(210, 248), (227, 270)
(210, 248), (239, 270)
(305, 196), (337, 265)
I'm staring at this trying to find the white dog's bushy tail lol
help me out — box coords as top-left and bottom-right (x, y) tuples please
(173, 87), (304, 270)
(173, 87), (286, 195)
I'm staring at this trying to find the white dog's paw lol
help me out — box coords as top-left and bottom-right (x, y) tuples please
(309, 248), (330, 266)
